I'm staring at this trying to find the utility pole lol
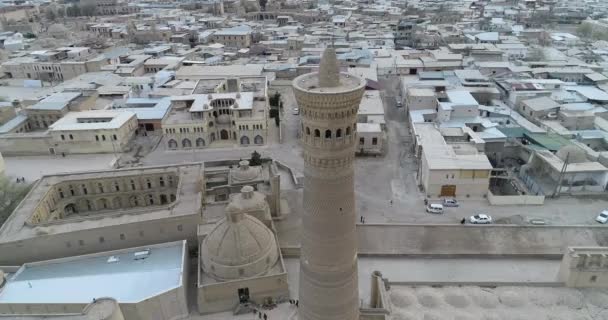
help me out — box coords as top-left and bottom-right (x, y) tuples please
(551, 152), (569, 198)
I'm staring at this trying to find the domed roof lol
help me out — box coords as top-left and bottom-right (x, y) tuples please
(217, 113), (231, 124)
(232, 160), (261, 182)
(200, 186), (278, 281)
(556, 145), (587, 163)
(232, 185), (269, 214)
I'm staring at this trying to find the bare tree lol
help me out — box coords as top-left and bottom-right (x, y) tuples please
(0, 176), (31, 227)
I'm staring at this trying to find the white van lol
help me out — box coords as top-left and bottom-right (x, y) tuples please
(426, 203), (444, 214)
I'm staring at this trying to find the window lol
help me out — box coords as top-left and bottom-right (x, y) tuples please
(325, 130), (332, 139)
(114, 182), (120, 192)
(79, 240), (84, 246)
(95, 135), (99, 141)
(120, 234), (125, 240)
(336, 129), (342, 138)
(177, 224), (183, 231)
(346, 127), (351, 136)
(98, 183), (104, 193)
(69, 134), (73, 140)
(81, 184), (88, 195)
(139, 230), (144, 237)
(99, 237), (105, 243)
(146, 179), (152, 189)
(102, 135), (106, 141)
(590, 275), (597, 283)
(58, 188), (64, 198)
(148, 194), (154, 205)
(113, 134), (117, 140)
(314, 129), (320, 137)
(359, 137), (364, 145)
(61, 134), (65, 140)
(159, 177), (165, 187)
(131, 180), (136, 190)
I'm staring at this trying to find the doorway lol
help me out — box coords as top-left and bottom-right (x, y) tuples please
(238, 288), (250, 304)
(440, 185), (456, 197)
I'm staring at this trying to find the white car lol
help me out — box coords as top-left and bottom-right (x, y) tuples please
(596, 211), (608, 224)
(426, 203), (444, 214)
(292, 108), (300, 115)
(469, 214), (492, 224)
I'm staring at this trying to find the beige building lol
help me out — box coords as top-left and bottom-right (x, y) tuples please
(210, 27), (253, 48)
(0, 241), (188, 320)
(163, 76), (270, 149)
(559, 247), (608, 288)
(357, 123), (384, 155)
(1, 47), (109, 81)
(0, 160), (281, 266)
(197, 185), (288, 314)
(48, 110), (138, 154)
(26, 91), (95, 130)
(414, 123), (492, 199)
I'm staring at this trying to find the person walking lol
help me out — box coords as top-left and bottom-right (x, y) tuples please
(460, 218), (466, 224)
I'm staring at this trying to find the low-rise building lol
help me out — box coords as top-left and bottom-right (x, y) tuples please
(48, 110), (138, 154)
(414, 123), (492, 199)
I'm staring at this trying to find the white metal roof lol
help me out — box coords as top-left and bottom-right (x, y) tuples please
(0, 241), (185, 304)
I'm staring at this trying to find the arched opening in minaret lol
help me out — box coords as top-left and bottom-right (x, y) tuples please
(346, 127), (351, 136)
(336, 129), (342, 138)
(325, 130), (331, 139)
(306, 127), (310, 135)
(314, 129), (320, 137)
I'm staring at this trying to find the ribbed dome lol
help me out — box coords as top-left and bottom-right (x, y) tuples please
(200, 188), (278, 281)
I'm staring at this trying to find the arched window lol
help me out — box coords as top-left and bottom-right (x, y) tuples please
(325, 130), (332, 139)
(81, 184), (88, 195)
(168, 139), (177, 149)
(97, 183), (104, 193)
(346, 126), (351, 136)
(306, 127), (311, 135)
(241, 136), (250, 145)
(336, 128), (342, 138)
(159, 177), (165, 187)
(147, 194), (154, 205)
(182, 138), (192, 148)
(314, 129), (320, 137)
(195, 136), (204, 147)
(58, 188), (64, 198)
(146, 178), (152, 189)
(254, 135), (263, 144)
(130, 179), (136, 190)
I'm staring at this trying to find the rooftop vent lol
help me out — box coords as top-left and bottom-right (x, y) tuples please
(134, 249), (151, 260)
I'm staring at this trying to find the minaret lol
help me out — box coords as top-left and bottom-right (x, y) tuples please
(292, 48), (365, 320)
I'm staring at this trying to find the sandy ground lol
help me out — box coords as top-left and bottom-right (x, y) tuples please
(388, 285), (608, 320)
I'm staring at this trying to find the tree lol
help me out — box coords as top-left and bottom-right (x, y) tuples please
(0, 176), (32, 227)
(259, 0), (268, 11)
(577, 23), (593, 39)
(45, 8), (56, 21)
(250, 151), (262, 166)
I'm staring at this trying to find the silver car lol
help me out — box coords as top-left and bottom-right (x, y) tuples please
(443, 198), (459, 207)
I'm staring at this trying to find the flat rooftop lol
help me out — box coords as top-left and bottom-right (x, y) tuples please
(49, 110), (135, 131)
(0, 241), (185, 304)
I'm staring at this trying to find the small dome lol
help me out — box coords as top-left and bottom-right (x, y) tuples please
(232, 160), (260, 182)
(200, 189), (278, 281)
(217, 114), (231, 124)
(556, 145), (587, 163)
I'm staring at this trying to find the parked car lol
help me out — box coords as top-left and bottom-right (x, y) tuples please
(443, 198), (459, 207)
(426, 203), (444, 214)
(469, 214), (492, 224)
(292, 107), (299, 115)
(596, 210), (608, 224)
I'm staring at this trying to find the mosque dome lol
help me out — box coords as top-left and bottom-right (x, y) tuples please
(556, 145), (587, 163)
(200, 186), (278, 281)
(217, 113), (231, 124)
(232, 160), (260, 182)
